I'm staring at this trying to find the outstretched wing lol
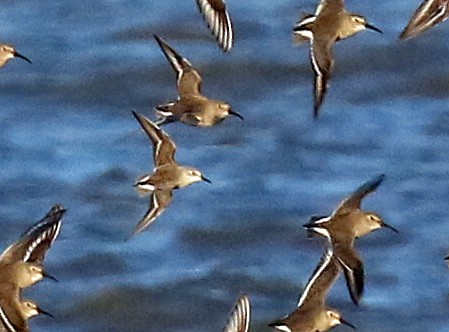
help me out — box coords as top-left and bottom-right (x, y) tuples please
(297, 246), (341, 309)
(196, 0), (234, 52)
(222, 294), (250, 332)
(132, 111), (176, 167)
(154, 34), (202, 96)
(130, 189), (173, 237)
(0, 205), (65, 264)
(400, 0), (449, 40)
(333, 174), (385, 216)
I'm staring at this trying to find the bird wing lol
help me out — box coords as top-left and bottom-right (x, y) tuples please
(333, 241), (364, 305)
(222, 294), (250, 332)
(315, 0), (344, 16)
(196, 0), (234, 52)
(154, 34), (202, 96)
(310, 37), (334, 119)
(130, 189), (173, 237)
(0, 205), (65, 264)
(333, 174), (385, 217)
(297, 246), (341, 309)
(132, 111), (176, 167)
(400, 0), (449, 40)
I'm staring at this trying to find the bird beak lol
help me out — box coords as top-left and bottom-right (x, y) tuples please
(381, 221), (399, 233)
(365, 22), (382, 34)
(14, 50), (32, 63)
(340, 317), (356, 330)
(43, 271), (59, 282)
(303, 221), (321, 229)
(229, 109), (244, 120)
(444, 255), (449, 261)
(201, 175), (212, 184)
(38, 307), (54, 318)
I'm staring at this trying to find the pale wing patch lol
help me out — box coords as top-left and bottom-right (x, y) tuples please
(223, 294), (250, 332)
(196, 0), (234, 51)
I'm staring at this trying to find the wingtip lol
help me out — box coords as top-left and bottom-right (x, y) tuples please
(47, 204), (66, 217)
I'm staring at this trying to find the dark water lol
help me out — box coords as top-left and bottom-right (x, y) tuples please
(1, 0), (449, 331)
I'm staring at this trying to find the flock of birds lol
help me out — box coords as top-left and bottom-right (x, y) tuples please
(0, 0), (448, 331)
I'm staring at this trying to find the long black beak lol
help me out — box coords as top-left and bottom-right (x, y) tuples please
(201, 175), (212, 184)
(14, 50), (32, 64)
(444, 255), (448, 260)
(340, 317), (356, 330)
(381, 221), (399, 233)
(303, 221), (320, 229)
(365, 22), (382, 34)
(43, 271), (59, 282)
(229, 109), (244, 120)
(38, 307), (53, 318)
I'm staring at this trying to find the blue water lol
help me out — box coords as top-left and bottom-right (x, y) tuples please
(1, 0), (449, 331)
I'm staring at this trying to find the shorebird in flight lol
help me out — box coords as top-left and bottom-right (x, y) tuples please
(303, 174), (398, 305)
(153, 34), (243, 127)
(131, 111), (211, 237)
(293, 0), (382, 119)
(196, 0), (234, 52)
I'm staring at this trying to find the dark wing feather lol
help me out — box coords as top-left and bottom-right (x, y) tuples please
(154, 34), (202, 96)
(130, 190), (173, 237)
(222, 294), (250, 332)
(310, 38), (333, 119)
(400, 0), (449, 40)
(297, 246), (341, 309)
(333, 174), (385, 216)
(0, 205), (65, 264)
(196, 0), (234, 52)
(333, 242), (364, 305)
(132, 111), (176, 167)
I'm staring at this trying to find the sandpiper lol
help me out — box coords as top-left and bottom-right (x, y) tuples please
(0, 204), (65, 288)
(303, 174), (398, 305)
(131, 111), (211, 236)
(196, 0), (234, 52)
(400, 0), (449, 40)
(293, 0), (382, 119)
(269, 246), (355, 332)
(153, 34), (243, 127)
(0, 283), (52, 332)
(223, 294), (250, 332)
(0, 44), (31, 68)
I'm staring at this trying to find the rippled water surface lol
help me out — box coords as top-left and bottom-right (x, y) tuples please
(1, 0), (449, 331)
